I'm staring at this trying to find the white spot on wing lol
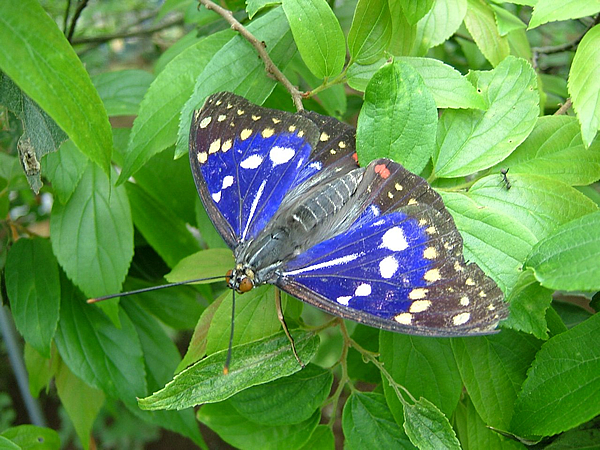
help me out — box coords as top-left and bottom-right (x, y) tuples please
(453, 312), (470, 326)
(355, 283), (371, 296)
(240, 154), (263, 169)
(270, 146), (295, 166)
(337, 296), (351, 306)
(222, 175), (234, 189)
(212, 191), (221, 202)
(242, 179), (267, 240)
(380, 227), (408, 251)
(283, 253), (362, 276)
(309, 161), (322, 171)
(395, 313), (412, 325)
(379, 255), (399, 279)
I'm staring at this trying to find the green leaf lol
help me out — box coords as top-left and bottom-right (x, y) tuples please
(342, 392), (412, 449)
(92, 69), (154, 117)
(24, 344), (55, 398)
(177, 292), (226, 373)
(387, 4), (417, 56)
(490, 4), (527, 36)
(206, 286), (282, 355)
(0, 73), (68, 193)
(198, 400), (320, 450)
(434, 56), (538, 177)
(229, 363), (332, 426)
(50, 164), (133, 299)
(498, 115), (600, 186)
(0, 435), (20, 450)
(138, 330), (319, 410)
(54, 274), (147, 408)
(42, 140), (88, 203)
(468, 174), (598, 240)
(246, 0), (282, 19)
(454, 396), (523, 449)
(282, 0), (345, 78)
(464, 0), (510, 67)
(379, 333), (462, 424)
(118, 31), (233, 183)
(128, 147), (199, 225)
(176, 7), (295, 158)
(529, 0), (600, 29)
(0, 0), (112, 175)
(299, 425), (334, 450)
(55, 361), (105, 450)
(348, 0), (393, 64)
(503, 269), (553, 340)
(412, 0), (467, 55)
(346, 58), (387, 92)
(568, 24), (600, 147)
(403, 397), (460, 450)
(511, 313), (600, 436)
(525, 211), (600, 291)
(397, 0), (435, 24)
(452, 330), (541, 430)
(166, 248), (234, 283)
(399, 57), (486, 109)
(122, 300), (205, 446)
(5, 238), (60, 358)
(0, 425), (60, 450)
(357, 61), (437, 173)
(441, 191), (537, 294)
(125, 182), (201, 268)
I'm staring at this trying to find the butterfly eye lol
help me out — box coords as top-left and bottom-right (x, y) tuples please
(239, 277), (254, 293)
(225, 269), (233, 284)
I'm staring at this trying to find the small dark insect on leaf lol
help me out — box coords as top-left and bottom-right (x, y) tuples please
(501, 168), (511, 190)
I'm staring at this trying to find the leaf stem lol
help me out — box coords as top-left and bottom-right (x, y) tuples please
(199, 0), (304, 111)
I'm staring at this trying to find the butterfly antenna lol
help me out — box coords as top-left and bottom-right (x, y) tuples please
(275, 288), (304, 368)
(223, 290), (236, 375)
(87, 276), (226, 303)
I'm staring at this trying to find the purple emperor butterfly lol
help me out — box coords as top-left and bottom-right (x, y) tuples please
(189, 92), (508, 336)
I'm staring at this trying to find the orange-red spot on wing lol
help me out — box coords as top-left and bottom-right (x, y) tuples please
(351, 152), (358, 163)
(375, 163), (391, 179)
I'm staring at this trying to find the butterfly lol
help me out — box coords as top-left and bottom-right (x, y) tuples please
(189, 92), (508, 336)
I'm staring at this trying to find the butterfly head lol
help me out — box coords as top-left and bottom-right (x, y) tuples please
(226, 265), (255, 293)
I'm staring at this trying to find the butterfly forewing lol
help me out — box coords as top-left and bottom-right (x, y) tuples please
(190, 92), (320, 245)
(190, 92), (508, 336)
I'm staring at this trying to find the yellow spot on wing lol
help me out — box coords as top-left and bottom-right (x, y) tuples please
(199, 116), (212, 128)
(217, 114), (226, 122)
(197, 152), (208, 164)
(453, 312), (470, 326)
(423, 247), (437, 259)
(252, 115), (261, 121)
(272, 117), (281, 124)
(221, 139), (232, 152)
(407, 198), (418, 205)
(237, 109), (244, 115)
(409, 288), (428, 300)
(339, 141), (346, 148)
(298, 130), (305, 137)
(320, 132), (329, 141)
(394, 313), (413, 325)
(241, 129), (252, 140)
(395, 183), (403, 191)
(209, 139), (220, 154)
(424, 268), (441, 282)
(288, 125), (296, 132)
(465, 278), (475, 286)
(262, 128), (275, 138)
(410, 300), (432, 313)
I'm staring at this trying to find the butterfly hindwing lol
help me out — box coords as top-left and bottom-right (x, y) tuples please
(277, 159), (507, 336)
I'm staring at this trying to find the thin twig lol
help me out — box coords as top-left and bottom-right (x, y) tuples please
(71, 15), (184, 45)
(198, 0), (304, 111)
(554, 98), (572, 115)
(66, 0), (89, 43)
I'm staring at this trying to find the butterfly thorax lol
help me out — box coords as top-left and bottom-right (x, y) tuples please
(227, 168), (366, 293)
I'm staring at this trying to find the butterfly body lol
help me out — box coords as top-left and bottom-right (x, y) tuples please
(190, 92), (508, 336)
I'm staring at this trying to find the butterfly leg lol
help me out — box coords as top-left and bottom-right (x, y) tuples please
(276, 288), (305, 368)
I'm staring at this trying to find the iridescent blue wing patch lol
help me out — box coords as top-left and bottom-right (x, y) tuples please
(277, 160), (506, 335)
(190, 92), (322, 246)
(190, 93), (508, 336)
